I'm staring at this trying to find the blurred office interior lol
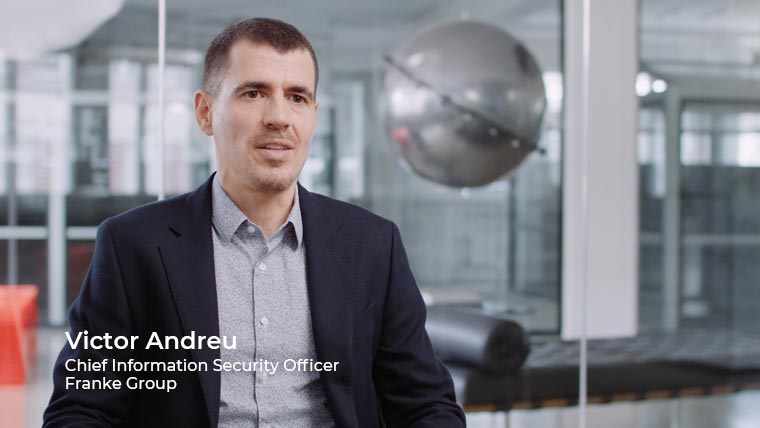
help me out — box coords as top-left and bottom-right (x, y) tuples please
(1, 0), (759, 427)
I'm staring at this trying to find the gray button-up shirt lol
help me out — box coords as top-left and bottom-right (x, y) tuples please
(211, 176), (334, 428)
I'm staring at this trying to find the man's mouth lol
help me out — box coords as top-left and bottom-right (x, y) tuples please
(255, 139), (294, 151)
(261, 144), (290, 150)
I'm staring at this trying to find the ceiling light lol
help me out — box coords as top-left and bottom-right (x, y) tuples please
(652, 79), (668, 93)
(635, 72), (652, 97)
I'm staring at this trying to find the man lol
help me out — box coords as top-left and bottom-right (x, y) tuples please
(44, 18), (465, 428)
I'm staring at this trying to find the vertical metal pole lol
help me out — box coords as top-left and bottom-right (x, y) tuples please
(663, 90), (682, 331)
(7, 168), (16, 286)
(5, 62), (18, 285)
(48, 55), (73, 325)
(157, 0), (166, 200)
(138, 71), (148, 195)
(48, 173), (67, 325)
(507, 178), (517, 298)
(578, 0), (591, 426)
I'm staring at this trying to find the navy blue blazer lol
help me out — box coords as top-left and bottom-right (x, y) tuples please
(44, 175), (465, 427)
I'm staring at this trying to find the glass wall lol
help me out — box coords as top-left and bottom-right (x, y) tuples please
(1, 3), (164, 324)
(637, 0), (760, 426)
(639, 99), (760, 334)
(639, 0), (760, 334)
(1, 0), (564, 332)
(679, 101), (760, 333)
(170, 0), (564, 332)
(2, 0), (759, 427)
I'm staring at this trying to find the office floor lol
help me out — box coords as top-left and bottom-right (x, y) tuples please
(2, 328), (759, 428)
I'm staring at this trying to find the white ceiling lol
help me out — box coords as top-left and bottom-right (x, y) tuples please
(83, 0), (561, 71)
(640, 0), (760, 78)
(80, 0), (760, 79)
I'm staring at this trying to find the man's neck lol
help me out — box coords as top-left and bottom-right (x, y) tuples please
(219, 177), (296, 242)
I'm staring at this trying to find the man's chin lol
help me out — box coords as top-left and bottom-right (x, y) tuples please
(250, 176), (297, 194)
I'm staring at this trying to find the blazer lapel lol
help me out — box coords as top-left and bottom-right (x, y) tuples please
(159, 176), (221, 427)
(298, 184), (359, 428)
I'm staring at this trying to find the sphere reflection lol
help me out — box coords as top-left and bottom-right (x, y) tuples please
(383, 20), (547, 187)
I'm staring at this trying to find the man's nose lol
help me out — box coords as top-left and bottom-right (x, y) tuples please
(263, 96), (290, 130)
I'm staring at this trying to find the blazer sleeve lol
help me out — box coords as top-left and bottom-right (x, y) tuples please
(43, 220), (135, 427)
(373, 223), (466, 427)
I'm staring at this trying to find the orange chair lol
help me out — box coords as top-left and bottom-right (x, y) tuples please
(0, 285), (38, 385)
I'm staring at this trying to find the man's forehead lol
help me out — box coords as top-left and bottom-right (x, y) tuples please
(226, 41), (315, 88)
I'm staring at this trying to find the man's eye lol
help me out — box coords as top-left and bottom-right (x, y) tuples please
(291, 94), (305, 103)
(245, 90), (259, 98)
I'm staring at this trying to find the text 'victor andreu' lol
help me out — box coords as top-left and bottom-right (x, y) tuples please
(65, 331), (237, 350)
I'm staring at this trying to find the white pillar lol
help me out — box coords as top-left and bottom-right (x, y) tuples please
(562, 0), (639, 339)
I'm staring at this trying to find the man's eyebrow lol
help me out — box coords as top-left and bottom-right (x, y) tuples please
(232, 81), (314, 102)
(232, 81), (271, 94)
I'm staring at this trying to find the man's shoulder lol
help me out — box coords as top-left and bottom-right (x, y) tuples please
(308, 191), (392, 229)
(305, 191), (397, 249)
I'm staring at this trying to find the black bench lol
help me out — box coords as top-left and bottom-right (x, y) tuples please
(427, 307), (760, 411)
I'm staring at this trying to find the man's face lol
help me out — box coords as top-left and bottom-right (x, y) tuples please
(195, 40), (318, 194)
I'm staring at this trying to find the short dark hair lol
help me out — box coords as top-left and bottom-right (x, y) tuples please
(202, 18), (319, 96)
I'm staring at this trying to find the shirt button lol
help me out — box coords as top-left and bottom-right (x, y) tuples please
(259, 372), (268, 382)
(260, 317), (269, 326)
(247, 224), (256, 234)
(259, 262), (267, 271)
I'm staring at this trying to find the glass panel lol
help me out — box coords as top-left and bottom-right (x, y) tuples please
(2, 1), (566, 426)
(639, 0), (760, 426)
(680, 101), (760, 331)
(168, 1), (564, 333)
(0, 3), (160, 322)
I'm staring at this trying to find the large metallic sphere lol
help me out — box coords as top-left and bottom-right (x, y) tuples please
(382, 20), (547, 187)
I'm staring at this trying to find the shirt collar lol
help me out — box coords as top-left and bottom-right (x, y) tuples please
(288, 188), (304, 245)
(211, 175), (303, 245)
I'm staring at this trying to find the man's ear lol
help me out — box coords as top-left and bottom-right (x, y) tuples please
(194, 90), (214, 136)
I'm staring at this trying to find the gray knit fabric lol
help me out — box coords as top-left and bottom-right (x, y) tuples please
(211, 176), (334, 428)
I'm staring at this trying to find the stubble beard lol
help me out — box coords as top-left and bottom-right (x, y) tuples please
(249, 168), (297, 193)
(247, 131), (303, 193)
